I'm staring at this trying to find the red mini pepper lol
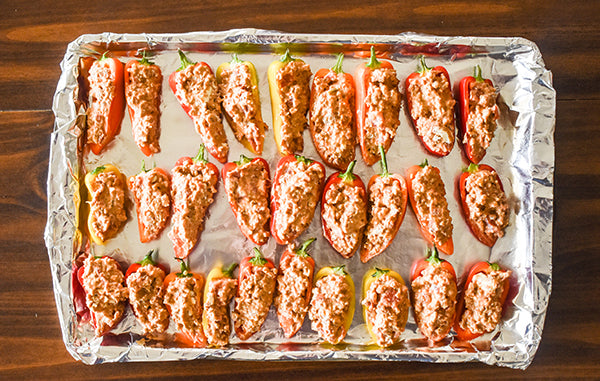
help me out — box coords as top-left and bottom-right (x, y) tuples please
(360, 146), (408, 263)
(410, 247), (457, 284)
(321, 160), (368, 258)
(405, 56), (455, 157)
(458, 65), (499, 164)
(355, 46), (401, 166)
(406, 160), (454, 255)
(169, 50), (228, 163)
(87, 53), (125, 155)
(125, 249), (168, 280)
(459, 163), (507, 247)
(128, 162), (172, 243)
(276, 238), (316, 338)
(170, 145), (220, 259)
(124, 51), (163, 156)
(236, 248), (277, 340)
(270, 154), (325, 245)
(222, 154), (271, 245)
(309, 53), (356, 171)
(453, 261), (511, 341)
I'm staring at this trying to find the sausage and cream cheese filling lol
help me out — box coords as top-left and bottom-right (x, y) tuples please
(465, 169), (509, 240)
(219, 62), (267, 154)
(309, 273), (352, 344)
(125, 61), (162, 154)
(233, 265), (277, 339)
(465, 80), (499, 160)
(363, 176), (404, 256)
(363, 68), (401, 161)
(204, 277), (238, 347)
(164, 276), (204, 342)
(224, 160), (270, 244)
(411, 165), (453, 247)
(276, 60), (312, 154)
(129, 168), (171, 242)
(174, 64), (229, 161)
(322, 181), (367, 258)
(407, 69), (455, 154)
(272, 159), (324, 243)
(459, 269), (511, 335)
(310, 73), (355, 169)
(126, 265), (169, 334)
(169, 161), (218, 256)
(80, 255), (128, 336)
(88, 170), (128, 242)
(362, 274), (410, 347)
(411, 264), (457, 342)
(274, 252), (313, 337)
(87, 60), (116, 147)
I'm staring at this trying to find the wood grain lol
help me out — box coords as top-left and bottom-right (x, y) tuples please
(1, 0), (599, 379)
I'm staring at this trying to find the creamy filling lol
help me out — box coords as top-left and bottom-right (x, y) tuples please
(129, 168), (171, 241)
(308, 273), (352, 344)
(164, 276), (204, 341)
(88, 170), (128, 242)
(126, 264), (169, 334)
(233, 265), (277, 339)
(204, 277), (237, 346)
(465, 80), (499, 160)
(87, 60), (116, 147)
(459, 270), (510, 334)
(465, 169), (509, 241)
(274, 253), (313, 337)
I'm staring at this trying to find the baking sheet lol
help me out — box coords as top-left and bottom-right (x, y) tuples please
(45, 29), (555, 368)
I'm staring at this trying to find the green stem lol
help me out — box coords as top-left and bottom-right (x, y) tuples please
(176, 258), (193, 278)
(231, 53), (243, 64)
(222, 263), (238, 278)
(296, 238), (316, 258)
(465, 163), (479, 173)
(488, 262), (501, 271)
(426, 247), (442, 266)
(193, 144), (208, 164)
(332, 53), (345, 74)
(99, 51), (109, 61)
(332, 265), (347, 276)
(419, 159), (429, 168)
(280, 49), (294, 63)
(417, 55), (432, 74)
(372, 267), (390, 278)
(295, 155), (313, 165)
(338, 160), (357, 182)
(139, 249), (157, 266)
(91, 165), (106, 175)
(474, 65), (484, 82)
(366, 46), (381, 70)
(249, 248), (267, 266)
(177, 49), (194, 71)
(378, 145), (389, 177)
(138, 50), (153, 65)
(235, 154), (252, 166)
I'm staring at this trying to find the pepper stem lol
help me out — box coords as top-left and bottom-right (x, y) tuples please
(295, 155), (313, 165)
(426, 247), (442, 266)
(139, 249), (157, 266)
(417, 55), (432, 74)
(331, 53), (345, 74)
(99, 51), (109, 61)
(419, 159), (429, 168)
(193, 144), (208, 164)
(175, 258), (193, 278)
(138, 50), (153, 65)
(231, 53), (243, 64)
(280, 49), (294, 63)
(366, 46), (381, 69)
(91, 165), (106, 175)
(249, 248), (267, 266)
(222, 263), (238, 278)
(372, 267), (390, 278)
(296, 238), (316, 258)
(177, 49), (194, 71)
(378, 145), (389, 177)
(474, 65), (484, 82)
(488, 262), (501, 271)
(332, 265), (347, 276)
(465, 163), (479, 173)
(235, 154), (252, 166)
(338, 160), (357, 182)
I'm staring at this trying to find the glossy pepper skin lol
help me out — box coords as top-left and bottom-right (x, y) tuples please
(405, 56), (455, 157)
(216, 54), (266, 155)
(222, 154), (271, 245)
(360, 146), (408, 263)
(84, 164), (127, 245)
(169, 50), (228, 163)
(459, 163), (506, 247)
(125, 249), (168, 280)
(163, 259), (206, 347)
(270, 154), (325, 245)
(124, 51), (162, 156)
(267, 50), (311, 155)
(87, 54), (125, 155)
(361, 267), (407, 345)
(458, 65), (499, 164)
(321, 160), (368, 258)
(128, 162), (171, 243)
(276, 238), (316, 338)
(453, 262), (510, 341)
(355, 46), (400, 166)
(312, 265), (355, 343)
(170, 145), (219, 259)
(309, 53), (356, 171)
(405, 161), (454, 255)
(235, 248), (277, 340)
(202, 262), (238, 347)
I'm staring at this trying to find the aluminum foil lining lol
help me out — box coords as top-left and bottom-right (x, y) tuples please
(45, 29), (555, 369)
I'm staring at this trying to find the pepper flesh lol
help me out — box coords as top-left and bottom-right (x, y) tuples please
(202, 263), (238, 347)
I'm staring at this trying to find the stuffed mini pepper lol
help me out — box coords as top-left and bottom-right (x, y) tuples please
(202, 263), (238, 347)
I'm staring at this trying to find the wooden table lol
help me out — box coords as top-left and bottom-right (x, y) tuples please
(1, 0), (598, 379)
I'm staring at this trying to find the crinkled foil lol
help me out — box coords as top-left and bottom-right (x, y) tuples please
(45, 29), (554, 369)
